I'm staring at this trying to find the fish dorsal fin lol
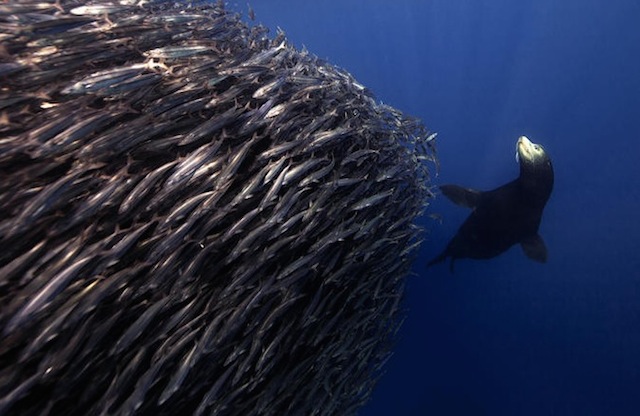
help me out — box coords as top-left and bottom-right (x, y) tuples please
(439, 185), (482, 208)
(521, 234), (547, 263)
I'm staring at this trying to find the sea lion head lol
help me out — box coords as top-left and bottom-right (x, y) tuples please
(516, 135), (554, 200)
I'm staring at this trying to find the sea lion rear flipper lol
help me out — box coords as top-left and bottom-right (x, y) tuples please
(521, 234), (548, 263)
(427, 251), (456, 274)
(439, 185), (482, 208)
(427, 251), (447, 268)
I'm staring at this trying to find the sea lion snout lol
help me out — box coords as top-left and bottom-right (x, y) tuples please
(517, 135), (547, 164)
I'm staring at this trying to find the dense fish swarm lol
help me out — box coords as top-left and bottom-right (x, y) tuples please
(0, 1), (437, 415)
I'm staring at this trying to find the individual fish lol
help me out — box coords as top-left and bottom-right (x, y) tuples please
(282, 158), (326, 186)
(119, 161), (177, 216)
(252, 76), (287, 100)
(179, 106), (243, 146)
(28, 16), (94, 35)
(258, 161), (290, 210)
(4, 256), (92, 336)
(112, 298), (170, 355)
(144, 45), (212, 59)
(62, 64), (149, 95)
(165, 140), (223, 189)
(70, 5), (130, 15)
(351, 189), (394, 211)
(157, 342), (198, 405)
(299, 158), (335, 187)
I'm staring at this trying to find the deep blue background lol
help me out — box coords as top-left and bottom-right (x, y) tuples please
(244, 1), (640, 414)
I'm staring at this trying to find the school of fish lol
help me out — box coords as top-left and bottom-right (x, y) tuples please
(0, 1), (437, 415)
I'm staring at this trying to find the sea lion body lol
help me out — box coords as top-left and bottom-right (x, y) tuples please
(428, 136), (553, 272)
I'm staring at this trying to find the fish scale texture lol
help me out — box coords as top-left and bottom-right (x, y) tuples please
(0, 1), (437, 415)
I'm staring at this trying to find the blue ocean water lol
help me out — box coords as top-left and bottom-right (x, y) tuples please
(248, 1), (640, 415)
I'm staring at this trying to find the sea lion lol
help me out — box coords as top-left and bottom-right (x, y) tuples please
(428, 136), (553, 272)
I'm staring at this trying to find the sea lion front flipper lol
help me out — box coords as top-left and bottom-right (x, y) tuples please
(521, 234), (548, 263)
(439, 185), (482, 208)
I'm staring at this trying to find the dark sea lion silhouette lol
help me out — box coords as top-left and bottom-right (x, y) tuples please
(428, 136), (554, 272)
